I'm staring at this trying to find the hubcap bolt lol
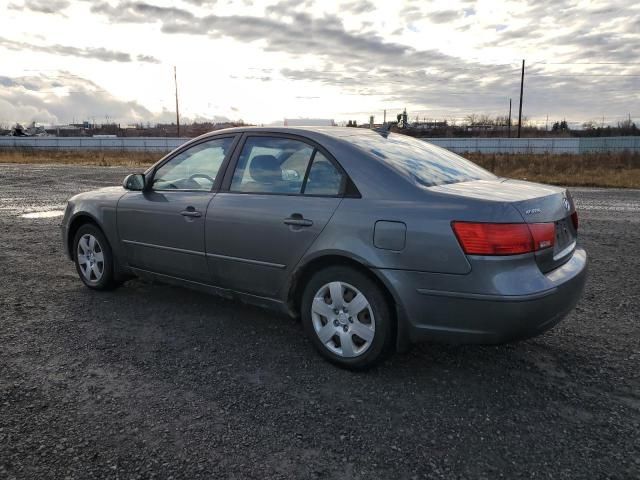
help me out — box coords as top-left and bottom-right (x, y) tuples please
(334, 319), (339, 326)
(334, 308), (339, 314)
(348, 317), (353, 323)
(343, 326), (348, 332)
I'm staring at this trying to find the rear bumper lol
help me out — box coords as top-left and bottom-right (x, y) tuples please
(379, 248), (587, 345)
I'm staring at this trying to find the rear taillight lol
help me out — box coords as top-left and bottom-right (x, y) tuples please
(571, 211), (579, 231)
(451, 222), (555, 256)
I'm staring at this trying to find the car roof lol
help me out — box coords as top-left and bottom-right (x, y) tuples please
(199, 125), (384, 143)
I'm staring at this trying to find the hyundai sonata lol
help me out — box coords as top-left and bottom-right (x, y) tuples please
(61, 127), (587, 369)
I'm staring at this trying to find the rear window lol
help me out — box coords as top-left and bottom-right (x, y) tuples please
(348, 133), (495, 187)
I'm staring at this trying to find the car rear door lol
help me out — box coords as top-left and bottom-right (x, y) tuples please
(117, 135), (237, 283)
(205, 134), (346, 298)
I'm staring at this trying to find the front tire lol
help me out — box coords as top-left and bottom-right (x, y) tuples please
(301, 266), (394, 370)
(73, 224), (118, 290)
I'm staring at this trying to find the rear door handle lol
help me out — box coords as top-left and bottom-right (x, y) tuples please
(181, 207), (202, 218)
(284, 214), (313, 227)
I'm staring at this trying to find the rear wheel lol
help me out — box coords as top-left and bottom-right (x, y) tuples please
(73, 224), (118, 290)
(301, 266), (394, 370)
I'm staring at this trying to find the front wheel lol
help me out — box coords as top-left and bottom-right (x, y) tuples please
(73, 224), (119, 290)
(301, 266), (394, 370)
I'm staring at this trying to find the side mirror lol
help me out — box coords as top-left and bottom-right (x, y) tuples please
(123, 173), (146, 191)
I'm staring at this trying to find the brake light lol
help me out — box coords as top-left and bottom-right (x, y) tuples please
(571, 211), (579, 231)
(451, 222), (555, 256)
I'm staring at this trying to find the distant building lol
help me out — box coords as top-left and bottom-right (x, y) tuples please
(284, 118), (335, 127)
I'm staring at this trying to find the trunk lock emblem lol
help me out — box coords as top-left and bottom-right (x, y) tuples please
(563, 197), (570, 211)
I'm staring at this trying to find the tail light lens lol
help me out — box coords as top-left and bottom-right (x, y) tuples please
(452, 222), (555, 256)
(571, 211), (579, 231)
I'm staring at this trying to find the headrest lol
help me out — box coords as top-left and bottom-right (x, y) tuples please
(249, 155), (281, 184)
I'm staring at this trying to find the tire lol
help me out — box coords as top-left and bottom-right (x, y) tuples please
(73, 223), (119, 290)
(301, 266), (394, 370)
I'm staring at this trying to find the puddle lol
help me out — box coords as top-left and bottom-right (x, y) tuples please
(21, 210), (65, 219)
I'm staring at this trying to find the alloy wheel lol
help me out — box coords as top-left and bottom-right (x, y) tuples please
(77, 233), (105, 283)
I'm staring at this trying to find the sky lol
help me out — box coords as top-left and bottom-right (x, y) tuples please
(0, 0), (638, 127)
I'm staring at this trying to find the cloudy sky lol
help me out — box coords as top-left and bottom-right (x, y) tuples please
(0, 0), (638, 127)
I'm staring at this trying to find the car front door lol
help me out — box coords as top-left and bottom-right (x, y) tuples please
(205, 135), (346, 298)
(117, 135), (237, 283)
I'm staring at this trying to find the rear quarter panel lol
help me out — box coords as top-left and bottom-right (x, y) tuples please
(301, 192), (525, 275)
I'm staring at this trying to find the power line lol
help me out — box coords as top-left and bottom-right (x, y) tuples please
(531, 61), (640, 65)
(527, 73), (640, 77)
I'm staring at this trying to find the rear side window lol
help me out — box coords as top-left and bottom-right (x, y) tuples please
(348, 133), (495, 187)
(304, 152), (344, 196)
(230, 137), (314, 194)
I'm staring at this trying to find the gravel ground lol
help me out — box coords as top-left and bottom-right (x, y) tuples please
(1, 163), (639, 479)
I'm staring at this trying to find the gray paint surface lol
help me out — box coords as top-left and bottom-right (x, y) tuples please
(61, 126), (587, 346)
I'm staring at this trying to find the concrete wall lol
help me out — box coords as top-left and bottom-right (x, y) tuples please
(1, 136), (639, 154)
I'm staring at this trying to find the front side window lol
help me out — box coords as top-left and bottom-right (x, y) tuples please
(153, 137), (234, 191)
(230, 137), (314, 194)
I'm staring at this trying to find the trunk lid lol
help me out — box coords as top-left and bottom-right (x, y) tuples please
(430, 178), (577, 272)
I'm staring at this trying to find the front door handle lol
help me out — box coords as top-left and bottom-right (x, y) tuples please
(181, 207), (202, 218)
(284, 214), (313, 227)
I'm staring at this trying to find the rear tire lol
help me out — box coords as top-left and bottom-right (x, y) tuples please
(73, 224), (119, 290)
(301, 266), (394, 370)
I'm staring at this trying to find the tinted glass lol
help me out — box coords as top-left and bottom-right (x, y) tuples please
(231, 137), (314, 194)
(348, 133), (495, 187)
(303, 152), (344, 196)
(153, 137), (234, 191)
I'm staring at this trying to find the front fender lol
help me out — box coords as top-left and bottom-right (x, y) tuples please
(61, 187), (126, 267)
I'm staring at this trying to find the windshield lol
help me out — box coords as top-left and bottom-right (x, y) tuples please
(348, 133), (496, 187)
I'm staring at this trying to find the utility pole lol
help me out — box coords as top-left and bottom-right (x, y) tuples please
(174, 66), (180, 137)
(546, 114), (549, 132)
(517, 59), (525, 138)
(383, 109), (386, 124)
(508, 98), (512, 138)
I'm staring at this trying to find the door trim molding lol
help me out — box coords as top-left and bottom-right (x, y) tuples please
(205, 252), (286, 269)
(122, 239), (205, 257)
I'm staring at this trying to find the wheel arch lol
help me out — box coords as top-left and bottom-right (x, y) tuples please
(66, 213), (102, 260)
(286, 253), (410, 352)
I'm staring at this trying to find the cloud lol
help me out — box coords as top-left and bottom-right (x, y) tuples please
(339, 0), (375, 15)
(4, 0), (638, 125)
(89, 1), (446, 70)
(0, 73), (233, 126)
(426, 10), (461, 24)
(0, 73), (166, 126)
(0, 37), (160, 63)
(8, 0), (70, 15)
(89, 1), (195, 23)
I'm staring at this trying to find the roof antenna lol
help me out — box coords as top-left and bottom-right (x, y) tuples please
(373, 122), (392, 138)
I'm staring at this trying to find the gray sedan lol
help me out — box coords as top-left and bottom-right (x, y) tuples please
(61, 127), (587, 369)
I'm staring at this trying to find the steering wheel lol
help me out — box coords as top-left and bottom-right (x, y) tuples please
(188, 173), (215, 185)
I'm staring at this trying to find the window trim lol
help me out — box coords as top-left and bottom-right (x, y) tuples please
(145, 134), (240, 193)
(220, 132), (355, 198)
